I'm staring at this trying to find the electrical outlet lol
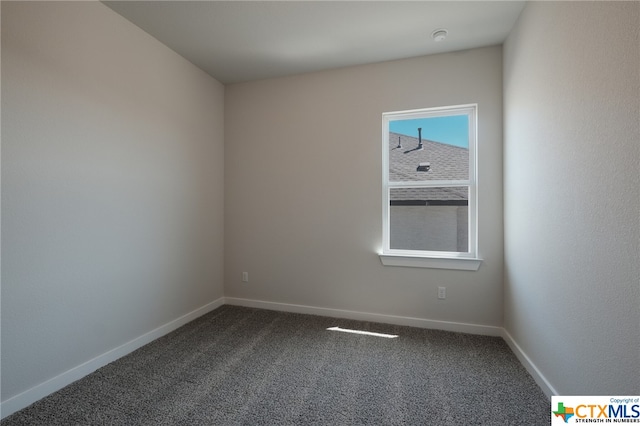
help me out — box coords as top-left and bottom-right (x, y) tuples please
(438, 287), (446, 300)
(242, 272), (249, 282)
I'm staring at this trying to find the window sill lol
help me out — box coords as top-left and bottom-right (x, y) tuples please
(378, 254), (482, 271)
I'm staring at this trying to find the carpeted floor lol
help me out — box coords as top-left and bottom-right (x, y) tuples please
(2, 305), (550, 425)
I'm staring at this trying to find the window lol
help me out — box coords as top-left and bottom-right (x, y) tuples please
(380, 104), (481, 270)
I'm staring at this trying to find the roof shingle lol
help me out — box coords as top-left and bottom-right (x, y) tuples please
(388, 132), (469, 202)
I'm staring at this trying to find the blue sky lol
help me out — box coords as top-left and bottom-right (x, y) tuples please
(389, 115), (469, 148)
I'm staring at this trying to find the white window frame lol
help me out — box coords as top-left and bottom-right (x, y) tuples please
(379, 104), (481, 270)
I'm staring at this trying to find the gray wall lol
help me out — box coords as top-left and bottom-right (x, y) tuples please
(224, 46), (504, 326)
(503, 2), (640, 394)
(1, 2), (225, 401)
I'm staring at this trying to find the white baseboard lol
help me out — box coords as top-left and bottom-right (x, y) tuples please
(224, 297), (503, 336)
(1, 297), (225, 419)
(501, 328), (557, 398)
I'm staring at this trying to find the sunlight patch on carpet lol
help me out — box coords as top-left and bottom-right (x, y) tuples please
(326, 326), (398, 338)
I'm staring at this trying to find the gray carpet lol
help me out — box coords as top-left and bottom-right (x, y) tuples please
(2, 305), (550, 425)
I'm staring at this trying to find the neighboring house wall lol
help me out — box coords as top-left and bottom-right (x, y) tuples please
(225, 46), (504, 326)
(390, 206), (467, 252)
(1, 1), (225, 405)
(503, 1), (639, 394)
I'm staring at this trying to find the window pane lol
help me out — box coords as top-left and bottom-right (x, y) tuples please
(389, 187), (468, 252)
(388, 115), (469, 181)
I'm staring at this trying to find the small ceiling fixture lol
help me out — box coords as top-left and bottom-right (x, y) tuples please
(431, 29), (448, 42)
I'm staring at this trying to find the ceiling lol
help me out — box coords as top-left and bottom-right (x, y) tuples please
(103, 1), (525, 85)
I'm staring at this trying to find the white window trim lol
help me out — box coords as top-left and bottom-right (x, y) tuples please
(380, 104), (481, 271)
(378, 254), (482, 271)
